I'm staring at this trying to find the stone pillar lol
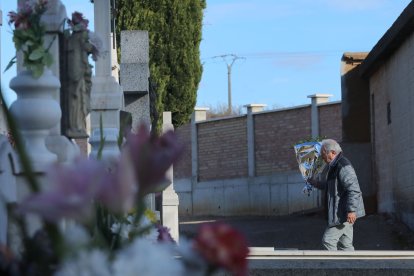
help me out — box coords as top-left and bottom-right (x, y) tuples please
(111, 33), (120, 82)
(307, 94), (332, 138)
(8, 1), (69, 248)
(190, 107), (208, 216)
(191, 107), (208, 182)
(244, 104), (266, 177)
(161, 112), (179, 242)
(42, 0), (80, 164)
(89, 0), (123, 165)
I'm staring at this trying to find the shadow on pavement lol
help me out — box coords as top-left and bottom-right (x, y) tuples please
(179, 211), (414, 250)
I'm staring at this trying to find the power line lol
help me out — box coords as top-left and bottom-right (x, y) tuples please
(203, 50), (345, 63)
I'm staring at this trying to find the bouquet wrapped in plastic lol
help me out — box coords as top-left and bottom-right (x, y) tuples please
(293, 141), (325, 196)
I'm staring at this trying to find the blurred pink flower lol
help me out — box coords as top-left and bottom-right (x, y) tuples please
(8, 0), (48, 30)
(18, 159), (107, 222)
(97, 152), (137, 213)
(19, 155), (141, 221)
(6, 0), (51, 78)
(68, 11), (89, 32)
(193, 223), (249, 276)
(18, 124), (183, 222)
(126, 124), (183, 198)
(8, 8), (30, 30)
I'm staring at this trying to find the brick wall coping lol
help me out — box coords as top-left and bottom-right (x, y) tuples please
(252, 101), (340, 115)
(195, 101), (342, 126)
(196, 114), (247, 124)
(249, 104), (311, 116)
(317, 100), (341, 107)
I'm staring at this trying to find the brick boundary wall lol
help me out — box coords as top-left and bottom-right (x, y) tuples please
(254, 106), (312, 175)
(174, 103), (342, 181)
(319, 103), (342, 141)
(197, 116), (248, 181)
(174, 123), (192, 179)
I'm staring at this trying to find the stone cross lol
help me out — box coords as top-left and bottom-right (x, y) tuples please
(89, 0), (123, 165)
(120, 30), (150, 130)
(120, 30), (154, 211)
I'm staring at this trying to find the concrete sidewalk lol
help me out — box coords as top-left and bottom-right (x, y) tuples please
(179, 210), (414, 250)
(180, 211), (414, 275)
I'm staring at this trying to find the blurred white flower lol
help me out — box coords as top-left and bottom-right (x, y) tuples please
(113, 238), (184, 276)
(111, 222), (133, 240)
(61, 222), (90, 252)
(54, 249), (111, 276)
(143, 227), (158, 243)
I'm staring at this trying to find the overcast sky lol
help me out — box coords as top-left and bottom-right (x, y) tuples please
(1, 0), (412, 110)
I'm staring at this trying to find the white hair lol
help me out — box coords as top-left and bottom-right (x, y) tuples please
(321, 139), (342, 154)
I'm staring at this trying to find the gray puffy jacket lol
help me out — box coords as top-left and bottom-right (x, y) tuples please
(314, 153), (365, 227)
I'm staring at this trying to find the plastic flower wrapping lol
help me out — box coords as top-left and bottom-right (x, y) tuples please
(293, 141), (325, 196)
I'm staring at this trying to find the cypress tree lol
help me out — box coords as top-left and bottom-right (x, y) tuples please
(116, 0), (205, 129)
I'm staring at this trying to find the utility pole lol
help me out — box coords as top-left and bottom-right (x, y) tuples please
(213, 54), (245, 113)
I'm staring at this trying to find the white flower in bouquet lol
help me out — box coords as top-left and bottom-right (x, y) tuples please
(112, 238), (184, 276)
(54, 249), (111, 276)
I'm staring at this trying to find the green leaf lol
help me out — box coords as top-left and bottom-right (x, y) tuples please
(4, 56), (16, 73)
(30, 64), (44, 79)
(28, 47), (45, 61)
(97, 114), (106, 160)
(43, 52), (53, 67)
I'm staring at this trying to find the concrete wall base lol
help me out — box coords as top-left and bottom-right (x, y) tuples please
(176, 172), (321, 217)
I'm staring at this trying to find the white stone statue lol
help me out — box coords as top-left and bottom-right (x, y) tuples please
(65, 29), (93, 138)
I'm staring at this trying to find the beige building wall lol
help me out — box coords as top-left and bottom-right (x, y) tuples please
(369, 33), (414, 225)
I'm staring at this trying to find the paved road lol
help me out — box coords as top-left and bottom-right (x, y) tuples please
(179, 211), (414, 250)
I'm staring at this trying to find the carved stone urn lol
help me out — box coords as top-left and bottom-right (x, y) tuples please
(9, 69), (62, 170)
